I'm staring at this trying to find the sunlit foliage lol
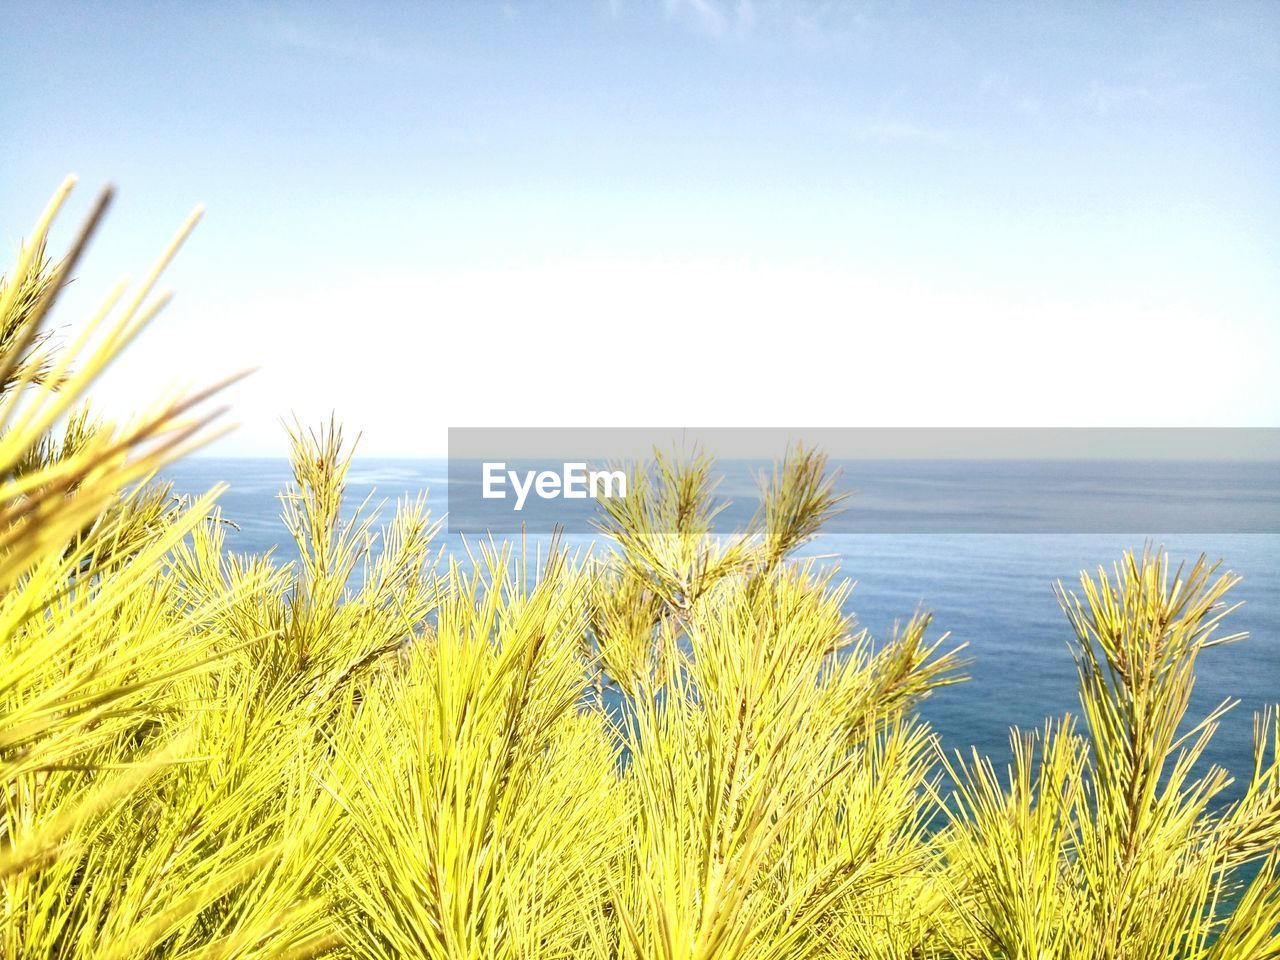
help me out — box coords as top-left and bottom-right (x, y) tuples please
(2, 182), (1276, 958)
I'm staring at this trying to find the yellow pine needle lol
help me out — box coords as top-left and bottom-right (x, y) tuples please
(3, 181), (1278, 959)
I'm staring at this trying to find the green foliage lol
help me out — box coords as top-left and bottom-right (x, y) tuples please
(1, 181), (1277, 958)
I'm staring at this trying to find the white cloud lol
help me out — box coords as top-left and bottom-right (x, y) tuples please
(273, 16), (385, 62)
(1080, 77), (1205, 117)
(979, 70), (1044, 118)
(663, 0), (755, 40)
(657, 0), (877, 49)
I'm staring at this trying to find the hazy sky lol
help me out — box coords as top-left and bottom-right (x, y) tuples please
(2, 1), (1277, 455)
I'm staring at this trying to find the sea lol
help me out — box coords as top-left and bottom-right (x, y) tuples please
(162, 457), (1279, 808)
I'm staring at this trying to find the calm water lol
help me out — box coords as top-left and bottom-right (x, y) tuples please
(163, 458), (1279, 806)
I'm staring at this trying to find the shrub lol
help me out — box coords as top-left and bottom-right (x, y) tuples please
(1, 182), (1276, 958)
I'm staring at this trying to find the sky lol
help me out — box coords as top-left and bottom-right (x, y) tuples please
(2, 0), (1278, 455)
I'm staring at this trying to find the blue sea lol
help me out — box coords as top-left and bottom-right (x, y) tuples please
(163, 458), (1279, 807)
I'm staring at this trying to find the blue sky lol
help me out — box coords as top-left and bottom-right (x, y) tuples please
(2, 1), (1278, 454)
